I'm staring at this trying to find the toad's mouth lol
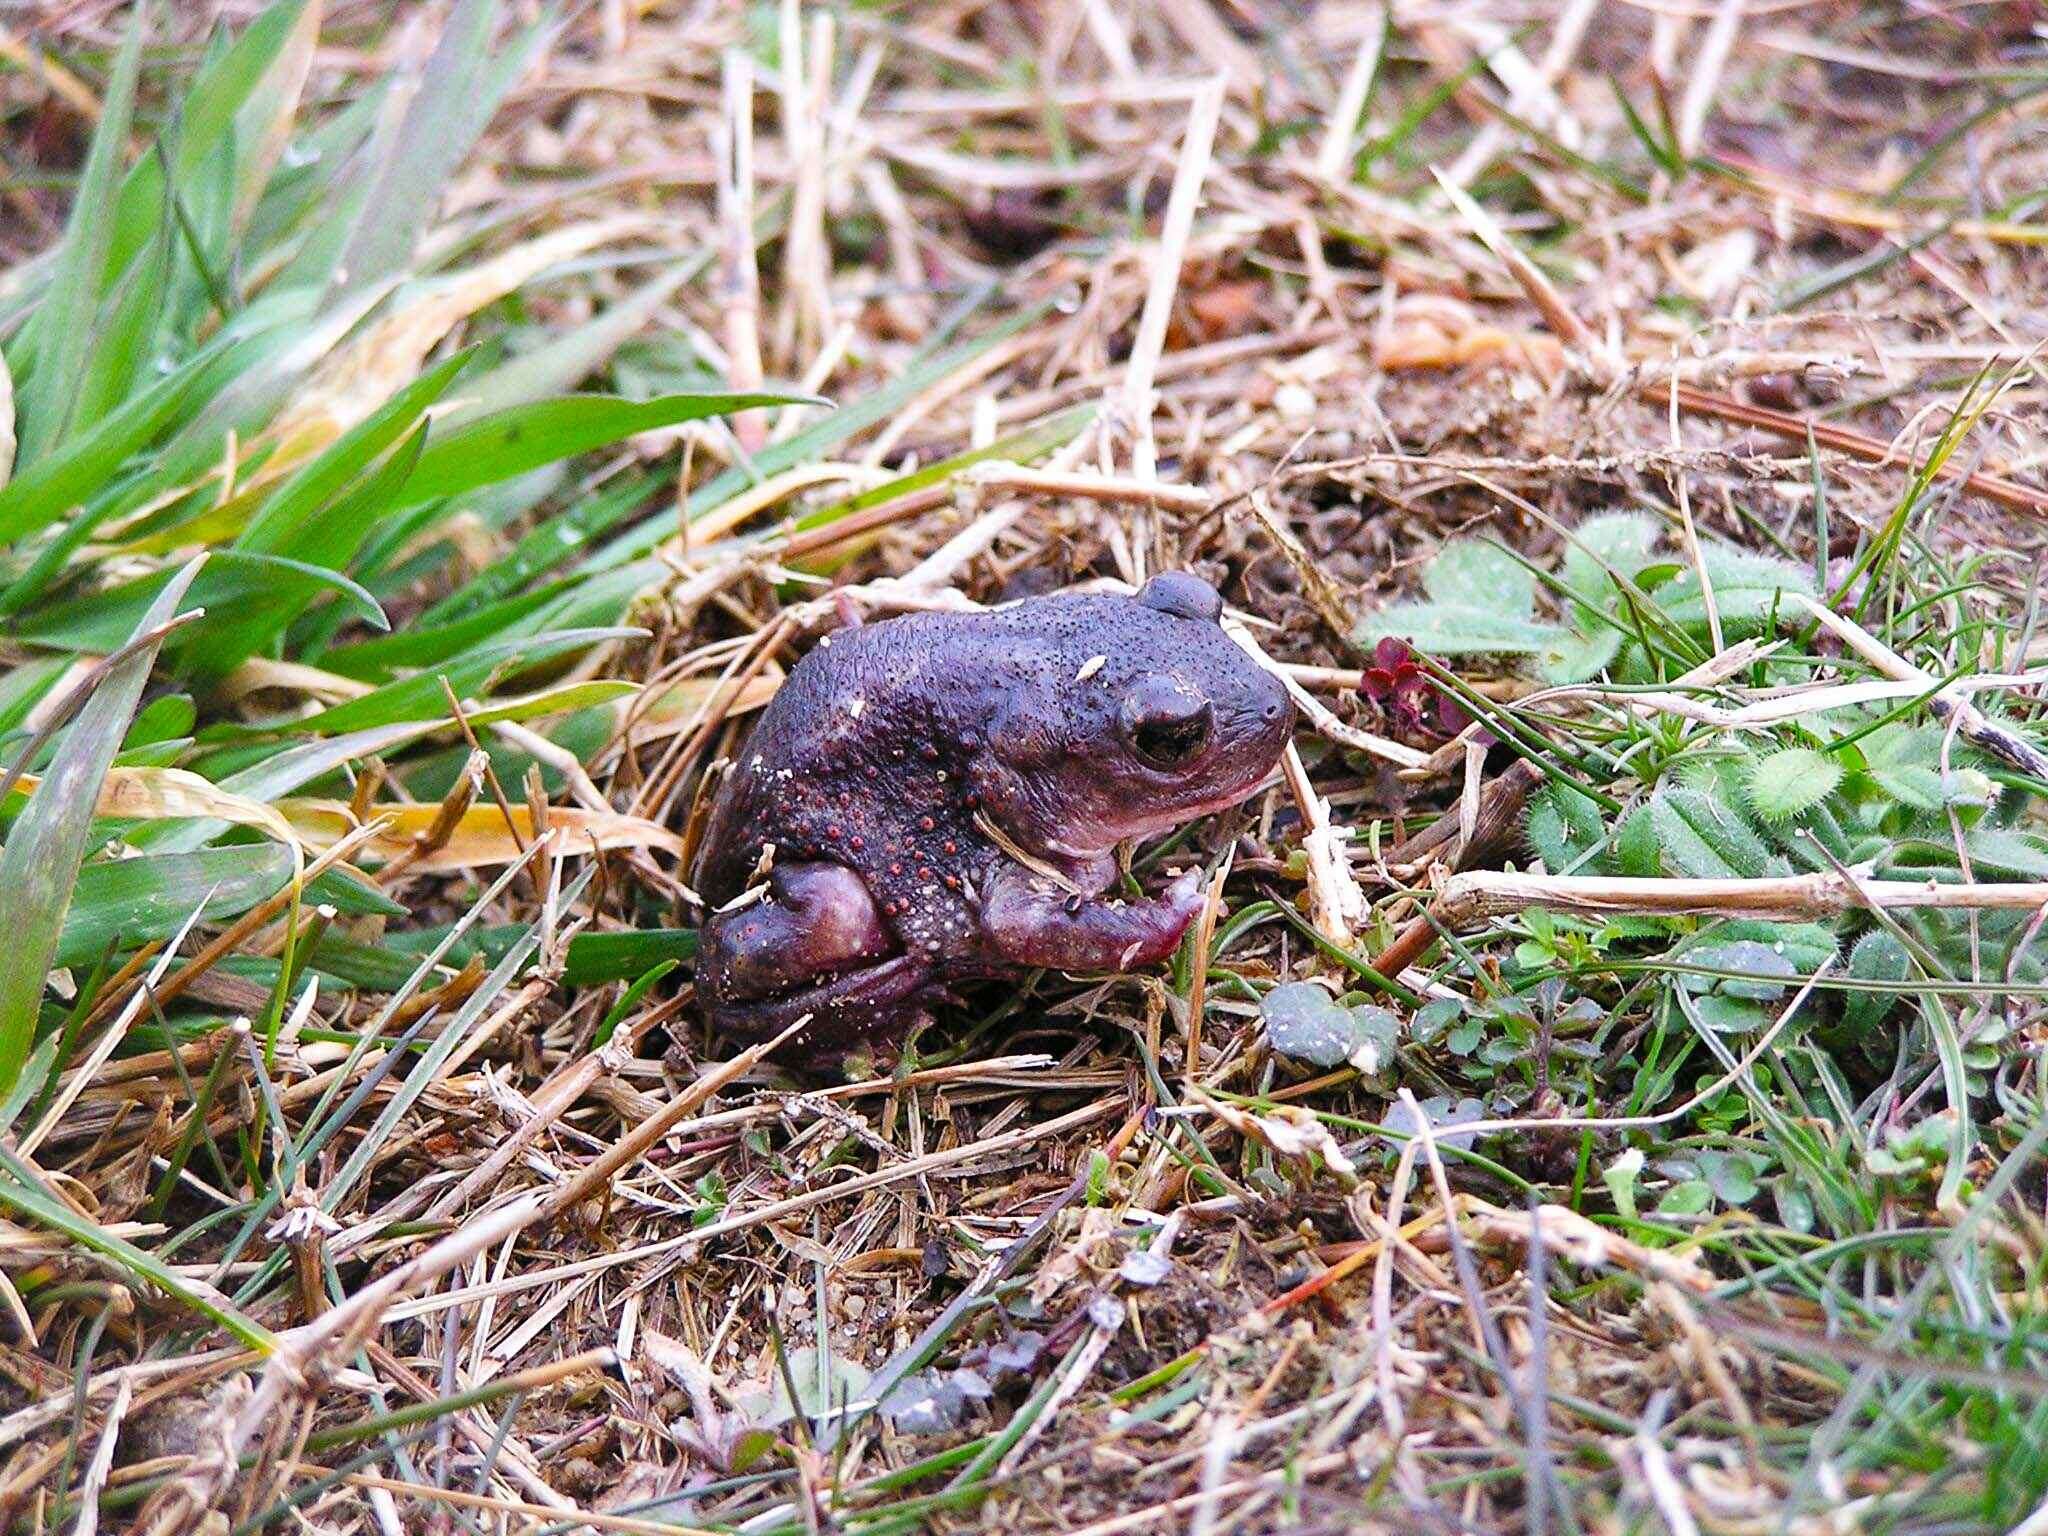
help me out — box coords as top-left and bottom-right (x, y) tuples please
(1029, 769), (1286, 870)
(975, 808), (1118, 895)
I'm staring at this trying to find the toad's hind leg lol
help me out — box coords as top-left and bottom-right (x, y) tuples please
(698, 861), (895, 1004)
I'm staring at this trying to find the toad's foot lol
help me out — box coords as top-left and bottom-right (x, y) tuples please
(980, 865), (1204, 974)
(698, 861), (894, 1003)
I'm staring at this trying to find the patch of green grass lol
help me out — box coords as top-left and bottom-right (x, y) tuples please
(1358, 482), (2048, 1528)
(0, 0), (1048, 1367)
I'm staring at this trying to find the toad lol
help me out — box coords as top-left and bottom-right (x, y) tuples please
(692, 573), (1294, 1056)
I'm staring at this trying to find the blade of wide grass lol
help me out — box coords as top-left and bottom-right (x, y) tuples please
(397, 389), (817, 507)
(71, 215), (174, 435)
(583, 303), (1050, 572)
(452, 257), (704, 421)
(0, 328), (266, 559)
(227, 0), (322, 232)
(409, 481), (654, 626)
(236, 349), (474, 556)
(9, 551), (387, 653)
(327, 582), (568, 678)
(160, 278), (401, 497)
(0, 344), (13, 488)
(57, 846), (399, 971)
(102, 0), (314, 284)
(10, 2), (146, 467)
(324, 0), (541, 303)
(0, 656), (66, 738)
(216, 625), (641, 738)
(0, 557), (203, 1097)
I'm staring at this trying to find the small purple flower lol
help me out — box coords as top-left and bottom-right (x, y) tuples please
(1359, 638), (1491, 745)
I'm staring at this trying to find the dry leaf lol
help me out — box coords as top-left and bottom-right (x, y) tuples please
(640, 1328), (717, 1409)
(218, 657), (374, 706)
(12, 765), (300, 851)
(625, 665), (786, 742)
(1376, 293), (1564, 380)
(1028, 1205), (1122, 1305)
(1192, 1091), (1358, 1182)
(277, 798), (685, 873)
(1186, 278), (1264, 341)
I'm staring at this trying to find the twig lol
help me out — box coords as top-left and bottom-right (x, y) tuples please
(1122, 75), (1226, 483)
(1315, 5), (1386, 183)
(534, 1014), (810, 1221)
(717, 48), (765, 454)
(1677, 0), (1747, 160)
(1436, 869), (2048, 922)
(1279, 742), (1368, 945)
(1667, 382), (2048, 520)
(1792, 595), (2048, 779)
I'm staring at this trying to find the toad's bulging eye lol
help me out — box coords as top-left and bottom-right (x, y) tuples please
(1134, 711), (1210, 767)
(1121, 678), (1214, 770)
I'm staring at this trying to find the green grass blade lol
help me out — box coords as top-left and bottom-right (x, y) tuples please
(104, 0), (313, 282)
(227, 0), (321, 232)
(0, 557), (202, 1096)
(1609, 76), (1683, 177)
(320, 583), (568, 679)
(243, 81), (386, 274)
(12, 3), (147, 466)
(236, 350), (473, 556)
(325, 0), (530, 300)
(57, 847), (400, 970)
(0, 657), (67, 739)
(399, 390), (817, 506)
(72, 216), (174, 434)
(223, 626), (641, 738)
(0, 1148), (276, 1352)
(168, 278), (399, 471)
(169, 550), (394, 681)
(0, 330), (255, 551)
(452, 258), (704, 420)
(0, 344), (13, 489)
(11, 552), (386, 655)
(415, 479), (655, 624)
(585, 306), (1050, 572)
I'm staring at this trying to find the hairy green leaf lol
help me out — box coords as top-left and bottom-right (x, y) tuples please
(1746, 747), (1844, 821)
(1657, 542), (1815, 635)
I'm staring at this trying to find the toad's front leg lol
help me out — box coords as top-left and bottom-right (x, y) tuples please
(979, 865), (1205, 975)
